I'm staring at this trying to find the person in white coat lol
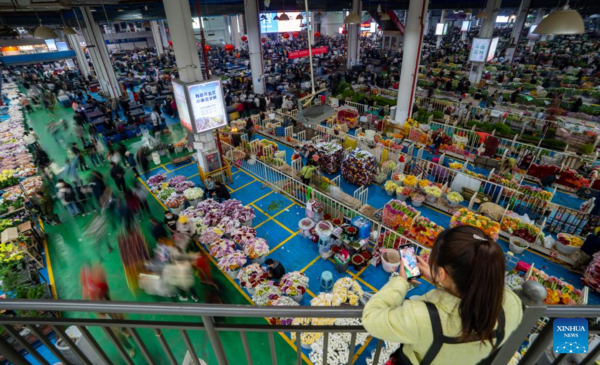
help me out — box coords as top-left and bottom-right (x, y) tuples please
(162, 255), (199, 301)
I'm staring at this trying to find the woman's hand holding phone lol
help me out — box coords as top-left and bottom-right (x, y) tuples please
(416, 256), (432, 283)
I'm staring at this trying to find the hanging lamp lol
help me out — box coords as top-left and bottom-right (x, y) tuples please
(475, 10), (488, 19)
(380, 12), (390, 20)
(344, 12), (361, 24)
(61, 11), (77, 35)
(33, 10), (57, 39)
(279, 13), (290, 21)
(533, 8), (585, 34)
(296, 13), (303, 20)
(274, 14), (280, 20)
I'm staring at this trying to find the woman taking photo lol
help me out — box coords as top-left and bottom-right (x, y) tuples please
(363, 226), (523, 365)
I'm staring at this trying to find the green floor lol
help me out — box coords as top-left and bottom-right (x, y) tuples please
(26, 104), (301, 364)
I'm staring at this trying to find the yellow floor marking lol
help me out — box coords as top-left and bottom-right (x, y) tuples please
(267, 232), (299, 255)
(247, 191), (275, 206)
(40, 219), (58, 299)
(230, 180), (257, 193)
(355, 276), (379, 293)
(353, 337), (373, 363)
(300, 255), (321, 273)
(137, 176), (168, 210)
(305, 288), (317, 298)
(168, 161), (196, 173)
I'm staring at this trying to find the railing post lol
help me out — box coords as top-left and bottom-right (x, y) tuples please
(202, 316), (229, 365)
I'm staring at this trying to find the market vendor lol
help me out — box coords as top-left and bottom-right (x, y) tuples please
(573, 228), (600, 274)
(265, 258), (285, 281)
(164, 211), (179, 233)
(539, 174), (560, 191)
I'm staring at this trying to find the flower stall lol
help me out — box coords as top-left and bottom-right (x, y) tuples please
(500, 216), (542, 244)
(527, 164), (590, 191)
(450, 208), (501, 241)
(316, 141), (344, 174)
(341, 149), (378, 186)
(336, 106), (359, 129)
(408, 217), (444, 248)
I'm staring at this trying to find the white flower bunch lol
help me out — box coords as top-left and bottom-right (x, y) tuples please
(309, 333), (350, 365)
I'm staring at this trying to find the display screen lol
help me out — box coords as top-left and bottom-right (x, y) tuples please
(260, 13), (306, 33)
(469, 37), (491, 62)
(435, 23), (445, 36)
(461, 20), (470, 32)
(45, 39), (57, 51)
(56, 42), (69, 51)
(496, 15), (510, 23)
(187, 80), (228, 133)
(400, 245), (421, 279)
(172, 81), (193, 133)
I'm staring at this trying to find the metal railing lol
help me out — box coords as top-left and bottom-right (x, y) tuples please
(0, 300), (598, 365)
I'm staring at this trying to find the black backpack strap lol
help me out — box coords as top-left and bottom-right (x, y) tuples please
(495, 310), (506, 345)
(421, 302), (445, 365)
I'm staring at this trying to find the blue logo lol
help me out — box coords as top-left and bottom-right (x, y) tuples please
(553, 318), (588, 354)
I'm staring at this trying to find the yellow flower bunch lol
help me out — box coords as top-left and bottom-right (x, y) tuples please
(449, 162), (463, 170)
(418, 179), (431, 188)
(450, 208), (500, 241)
(0, 242), (23, 263)
(384, 180), (398, 192)
(403, 175), (417, 187)
(0, 169), (16, 182)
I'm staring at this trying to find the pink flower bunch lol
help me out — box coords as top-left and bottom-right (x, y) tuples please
(220, 199), (244, 215)
(232, 226), (257, 245)
(209, 238), (236, 259)
(202, 209), (225, 226)
(174, 180), (196, 193)
(243, 238), (269, 259)
(217, 216), (240, 235)
(196, 199), (221, 215)
(168, 175), (187, 187)
(147, 174), (166, 187)
(232, 206), (255, 223)
(199, 228), (223, 245)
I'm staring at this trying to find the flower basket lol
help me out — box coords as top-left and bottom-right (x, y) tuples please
(238, 263), (268, 294)
(244, 238), (269, 264)
(280, 271), (308, 302)
(331, 218), (343, 227)
(218, 250), (247, 278)
(446, 191), (464, 207)
(315, 220), (334, 239)
(411, 193), (425, 207)
(209, 239), (236, 260)
(298, 218), (315, 238)
(232, 226), (257, 246)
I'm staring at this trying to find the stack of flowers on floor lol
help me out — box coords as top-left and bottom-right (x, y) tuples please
(316, 141), (344, 174)
(342, 149), (377, 186)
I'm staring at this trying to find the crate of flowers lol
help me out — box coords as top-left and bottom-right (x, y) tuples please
(342, 149), (377, 186)
(529, 268), (584, 305)
(501, 216), (542, 244)
(450, 208), (500, 241)
(409, 217), (444, 248)
(382, 199), (419, 232)
(336, 106), (359, 128)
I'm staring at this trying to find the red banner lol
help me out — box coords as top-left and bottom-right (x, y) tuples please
(288, 46), (328, 59)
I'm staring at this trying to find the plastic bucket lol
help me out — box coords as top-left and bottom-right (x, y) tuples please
(365, 130), (376, 140)
(412, 200), (423, 207)
(381, 250), (400, 273)
(397, 193), (408, 201)
(226, 269), (240, 280)
(251, 256), (266, 265)
(335, 259), (349, 274)
(152, 151), (161, 165)
(386, 189), (395, 196)
(292, 294), (304, 303)
(426, 194), (437, 203)
(171, 205), (184, 214)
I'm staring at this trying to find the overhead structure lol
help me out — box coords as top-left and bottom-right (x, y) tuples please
(244, 0), (266, 94)
(534, 8), (585, 34)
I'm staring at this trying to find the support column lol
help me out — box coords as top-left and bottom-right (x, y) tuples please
(79, 7), (122, 99)
(163, 0), (204, 82)
(468, 0), (502, 84)
(394, 0), (429, 124)
(158, 20), (169, 51)
(347, 0), (361, 68)
(230, 16), (241, 50)
(436, 10), (445, 48)
(423, 11), (430, 36)
(244, 0), (265, 94)
(511, 0), (531, 45)
(150, 20), (165, 55)
(310, 12), (316, 45)
(66, 33), (89, 78)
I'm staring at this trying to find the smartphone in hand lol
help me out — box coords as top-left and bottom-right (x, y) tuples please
(399, 244), (421, 279)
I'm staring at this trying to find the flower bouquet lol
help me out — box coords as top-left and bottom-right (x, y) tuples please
(449, 162), (463, 170)
(168, 175), (187, 187)
(243, 238), (270, 264)
(183, 187), (204, 204)
(174, 180), (195, 194)
(252, 282), (282, 306)
(165, 194), (186, 213)
(501, 216), (541, 243)
(268, 296), (299, 325)
(450, 208), (500, 241)
(418, 179), (431, 189)
(315, 220), (334, 238)
(0, 242), (23, 263)
(232, 205), (255, 226)
(382, 200), (418, 233)
(333, 246), (350, 273)
(231, 226), (257, 245)
(392, 173), (406, 184)
(316, 141), (344, 174)
(403, 175), (417, 188)
(201, 209), (225, 227)
(199, 228), (223, 245)
(217, 250), (247, 278)
(216, 216), (240, 236)
(423, 186), (441, 203)
(351, 251), (371, 270)
(147, 174), (166, 187)
(157, 188), (176, 201)
(280, 271), (309, 302)
(196, 199), (221, 215)
(384, 180), (397, 196)
(342, 149), (378, 186)
(409, 217), (444, 248)
(298, 217), (315, 238)
(446, 191), (464, 207)
(344, 225), (359, 241)
(209, 238), (236, 259)
(332, 277), (364, 306)
(529, 268), (582, 305)
(237, 263), (268, 294)
(331, 218), (344, 227)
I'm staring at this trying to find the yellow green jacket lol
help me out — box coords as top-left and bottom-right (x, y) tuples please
(362, 277), (523, 365)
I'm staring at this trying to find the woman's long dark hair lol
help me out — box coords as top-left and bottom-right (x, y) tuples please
(429, 225), (506, 346)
